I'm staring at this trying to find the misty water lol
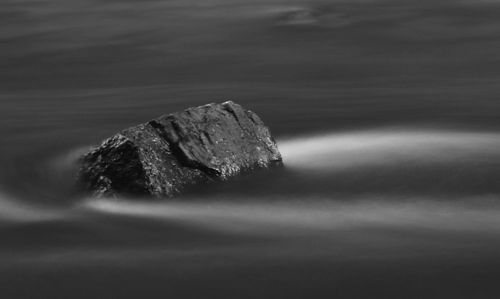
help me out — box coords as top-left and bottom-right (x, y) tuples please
(2, 0), (500, 298)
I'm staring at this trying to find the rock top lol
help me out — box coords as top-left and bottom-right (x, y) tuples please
(78, 101), (282, 198)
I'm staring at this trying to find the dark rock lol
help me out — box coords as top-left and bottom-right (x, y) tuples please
(77, 101), (282, 198)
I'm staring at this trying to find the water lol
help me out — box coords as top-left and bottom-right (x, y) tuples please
(2, 0), (500, 298)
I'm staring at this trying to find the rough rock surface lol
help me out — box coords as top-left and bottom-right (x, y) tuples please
(78, 101), (282, 198)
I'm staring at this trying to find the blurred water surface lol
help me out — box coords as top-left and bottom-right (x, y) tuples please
(2, 0), (500, 298)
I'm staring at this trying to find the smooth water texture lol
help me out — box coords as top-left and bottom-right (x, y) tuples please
(2, 0), (500, 298)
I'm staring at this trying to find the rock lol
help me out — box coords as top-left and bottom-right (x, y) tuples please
(77, 101), (282, 198)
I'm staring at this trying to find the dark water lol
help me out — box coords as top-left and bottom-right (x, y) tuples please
(2, 0), (500, 298)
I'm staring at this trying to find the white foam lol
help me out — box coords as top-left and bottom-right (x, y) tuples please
(0, 190), (64, 222)
(84, 195), (500, 236)
(279, 129), (500, 170)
